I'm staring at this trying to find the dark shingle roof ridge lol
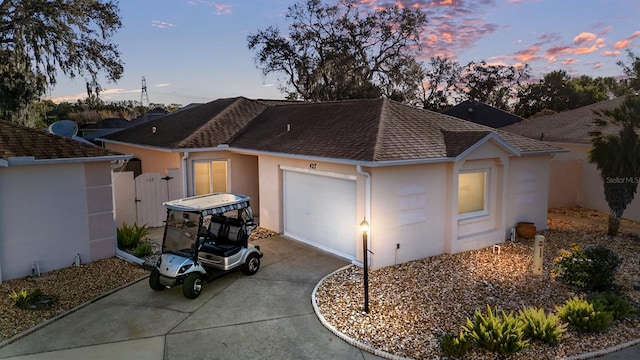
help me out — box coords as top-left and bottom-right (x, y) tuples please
(373, 98), (393, 161)
(177, 97), (268, 148)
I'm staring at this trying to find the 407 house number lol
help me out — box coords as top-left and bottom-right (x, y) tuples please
(309, 163), (317, 169)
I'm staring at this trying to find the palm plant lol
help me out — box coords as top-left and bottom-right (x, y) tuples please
(588, 95), (640, 236)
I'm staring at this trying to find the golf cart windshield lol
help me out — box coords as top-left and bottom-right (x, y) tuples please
(163, 210), (202, 256)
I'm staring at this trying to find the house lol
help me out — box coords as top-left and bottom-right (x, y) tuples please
(101, 97), (562, 269)
(500, 96), (640, 222)
(443, 100), (526, 128)
(0, 120), (129, 282)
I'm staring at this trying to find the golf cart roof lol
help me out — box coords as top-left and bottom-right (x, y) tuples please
(163, 193), (251, 215)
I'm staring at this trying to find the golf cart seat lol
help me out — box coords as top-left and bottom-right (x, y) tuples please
(200, 217), (248, 257)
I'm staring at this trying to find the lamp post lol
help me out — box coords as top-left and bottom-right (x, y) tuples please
(360, 218), (370, 313)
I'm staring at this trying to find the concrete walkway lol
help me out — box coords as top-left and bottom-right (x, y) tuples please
(0, 236), (383, 360)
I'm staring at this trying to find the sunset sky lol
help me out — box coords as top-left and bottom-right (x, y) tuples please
(46, 0), (640, 106)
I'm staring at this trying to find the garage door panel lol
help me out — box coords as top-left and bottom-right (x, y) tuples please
(283, 170), (356, 259)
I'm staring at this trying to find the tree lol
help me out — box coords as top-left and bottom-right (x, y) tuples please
(247, 0), (427, 102)
(617, 49), (640, 92)
(588, 95), (640, 236)
(514, 71), (610, 118)
(457, 61), (530, 111)
(419, 57), (461, 111)
(0, 0), (123, 123)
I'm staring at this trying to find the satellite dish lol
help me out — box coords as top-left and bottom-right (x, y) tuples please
(48, 120), (78, 138)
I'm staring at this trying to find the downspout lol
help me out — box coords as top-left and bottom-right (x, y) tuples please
(357, 165), (371, 266)
(182, 151), (190, 197)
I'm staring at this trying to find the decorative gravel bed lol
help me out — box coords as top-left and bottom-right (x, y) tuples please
(314, 208), (640, 359)
(0, 226), (278, 344)
(0, 257), (149, 343)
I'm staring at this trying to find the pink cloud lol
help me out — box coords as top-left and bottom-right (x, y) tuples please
(562, 58), (577, 65)
(573, 32), (596, 45)
(614, 39), (630, 49)
(602, 50), (621, 57)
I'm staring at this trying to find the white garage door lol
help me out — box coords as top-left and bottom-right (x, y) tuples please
(283, 168), (357, 260)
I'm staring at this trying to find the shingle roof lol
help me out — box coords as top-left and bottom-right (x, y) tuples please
(103, 97), (267, 148)
(0, 120), (123, 161)
(443, 100), (526, 128)
(500, 97), (628, 144)
(230, 98), (560, 161)
(102, 96), (560, 162)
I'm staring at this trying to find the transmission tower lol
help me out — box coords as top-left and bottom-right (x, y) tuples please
(140, 76), (150, 106)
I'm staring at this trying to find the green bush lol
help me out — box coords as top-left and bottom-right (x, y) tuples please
(117, 223), (150, 249)
(10, 288), (42, 309)
(556, 297), (613, 333)
(462, 305), (529, 355)
(589, 292), (636, 320)
(517, 307), (567, 345)
(133, 241), (153, 257)
(553, 244), (621, 291)
(439, 332), (469, 358)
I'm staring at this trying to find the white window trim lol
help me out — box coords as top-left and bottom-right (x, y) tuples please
(457, 169), (489, 220)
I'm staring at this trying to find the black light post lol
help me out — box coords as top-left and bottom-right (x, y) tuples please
(360, 218), (370, 313)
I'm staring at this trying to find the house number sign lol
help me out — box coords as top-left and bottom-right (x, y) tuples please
(309, 163), (317, 169)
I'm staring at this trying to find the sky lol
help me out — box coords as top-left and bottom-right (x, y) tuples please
(46, 0), (640, 106)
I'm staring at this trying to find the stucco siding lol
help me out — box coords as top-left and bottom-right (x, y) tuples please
(548, 143), (640, 223)
(369, 164), (449, 268)
(506, 155), (552, 234)
(105, 143), (181, 173)
(0, 164), (92, 280)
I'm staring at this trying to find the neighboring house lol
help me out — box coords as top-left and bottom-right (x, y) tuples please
(443, 100), (526, 128)
(79, 117), (130, 141)
(501, 96), (640, 222)
(126, 107), (169, 127)
(101, 97), (562, 269)
(0, 120), (128, 282)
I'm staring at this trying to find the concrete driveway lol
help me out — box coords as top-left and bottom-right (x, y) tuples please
(0, 236), (384, 360)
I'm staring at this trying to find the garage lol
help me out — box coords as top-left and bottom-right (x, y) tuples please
(282, 167), (357, 260)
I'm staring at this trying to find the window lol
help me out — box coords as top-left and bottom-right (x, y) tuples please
(193, 160), (228, 195)
(458, 171), (487, 217)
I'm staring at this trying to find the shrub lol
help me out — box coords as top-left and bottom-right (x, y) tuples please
(439, 332), (469, 358)
(462, 305), (529, 355)
(589, 292), (637, 320)
(117, 223), (150, 249)
(517, 306), (567, 345)
(133, 241), (153, 257)
(10, 288), (42, 309)
(556, 297), (613, 332)
(553, 243), (621, 291)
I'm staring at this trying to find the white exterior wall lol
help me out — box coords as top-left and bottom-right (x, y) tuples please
(256, 143), (554, 269)
(549, 143), (640, 222)
(367, 164), (450, 268)
(0, 162), (116, 281)
(506, 155), (553, 234)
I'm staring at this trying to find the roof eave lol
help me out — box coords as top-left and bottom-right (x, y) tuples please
(230, 147), (454, 167)
(5, 154), (131, 167)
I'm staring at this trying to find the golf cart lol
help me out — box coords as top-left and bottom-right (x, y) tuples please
(149, 193), (263, 299)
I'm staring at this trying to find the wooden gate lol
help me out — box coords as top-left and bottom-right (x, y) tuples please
(135, 173), (170, 227)
(113, 169), (182, 228)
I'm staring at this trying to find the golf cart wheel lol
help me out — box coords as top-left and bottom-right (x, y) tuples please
(242, 253), (261, 275)
(149, 268), (165, 291)
(183, 273), (203, 299)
